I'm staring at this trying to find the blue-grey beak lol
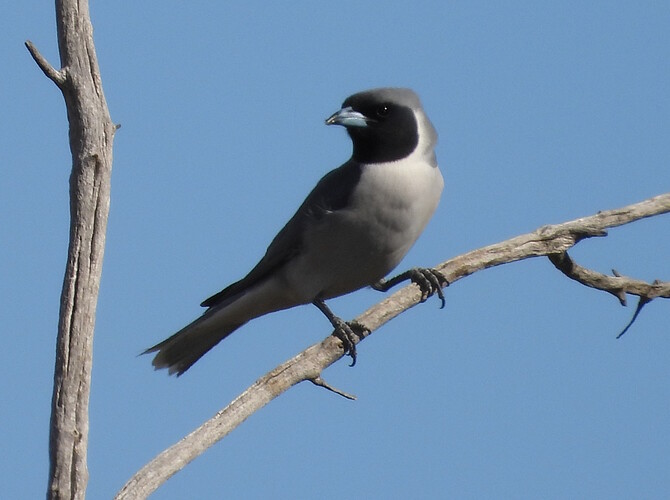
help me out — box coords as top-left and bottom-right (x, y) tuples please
(325, 106), (369, 128)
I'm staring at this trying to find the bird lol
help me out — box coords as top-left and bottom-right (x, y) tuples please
(145, 87), (446, 376)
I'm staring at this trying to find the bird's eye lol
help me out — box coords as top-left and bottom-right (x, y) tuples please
(375, 105), (390, 118)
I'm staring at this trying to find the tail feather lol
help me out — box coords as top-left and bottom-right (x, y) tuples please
(144, 317), (243, 376)
(146, 276), (290, 375)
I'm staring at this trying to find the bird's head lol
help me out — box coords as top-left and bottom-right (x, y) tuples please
(326, 87), (436, 164)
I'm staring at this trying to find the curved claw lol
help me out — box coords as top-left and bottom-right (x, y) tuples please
(409, 268), (448, 308)
(313, 299), (370, 366)
(331, 320), (369, 366)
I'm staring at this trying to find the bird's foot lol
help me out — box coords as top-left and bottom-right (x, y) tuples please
(408, 268), (449, 308)
(374, 267), (448, 308)
(313, 299), (369, 366)
(331, 319), (369, 367)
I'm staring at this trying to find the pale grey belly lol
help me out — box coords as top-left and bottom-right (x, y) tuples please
(282, 207), (417, 301)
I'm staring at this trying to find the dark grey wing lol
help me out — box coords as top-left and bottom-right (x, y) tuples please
(200, 160), (363, 308)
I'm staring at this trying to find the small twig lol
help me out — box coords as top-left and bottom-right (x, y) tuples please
(549, 252), (628, 305)
(548, 252), (670, 337)
(548, 252), (670, 305)
(25, 40), (66, 87)
(310, 376), (357, 400)
(617, 296), (652, 339)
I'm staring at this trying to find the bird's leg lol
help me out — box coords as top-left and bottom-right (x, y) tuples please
(372, 268), (449, 308)
(313, 299), (369, 367)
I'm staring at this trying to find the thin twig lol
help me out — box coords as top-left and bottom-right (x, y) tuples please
(310, 376), (357, 400)
(548, 252), (670, 305)
(25, 41), (66, 87)
(548, 251), (670, 337)
(617, 296), (653, 339)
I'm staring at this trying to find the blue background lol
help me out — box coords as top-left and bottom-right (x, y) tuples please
(3, 2), (669, 498)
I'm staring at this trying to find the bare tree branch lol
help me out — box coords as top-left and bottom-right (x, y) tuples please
(24, 41), (66, 87)
(310, 376), (358, 400)
(548, 251), (670, 338)
(28, 1), (116, 499)
(116, 192), (670, 499)
(548, 252), (670, 306)
(617, 296), (654, 339)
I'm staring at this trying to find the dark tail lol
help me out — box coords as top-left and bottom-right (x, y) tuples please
(144, 317), (243, 376)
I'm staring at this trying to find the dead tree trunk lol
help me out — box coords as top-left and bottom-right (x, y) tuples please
(26, 0), (116, 497)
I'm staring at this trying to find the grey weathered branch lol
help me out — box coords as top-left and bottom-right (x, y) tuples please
(116, 193), (670, 499)
(548, 251), (670, 306)
(27, 1), (116, 499)
(25, 41), (66, 87)
(310, 375), (358, 400)
(548, 251), (670, 337)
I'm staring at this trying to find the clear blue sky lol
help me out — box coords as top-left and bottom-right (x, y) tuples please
(3, 2), (669, 499)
